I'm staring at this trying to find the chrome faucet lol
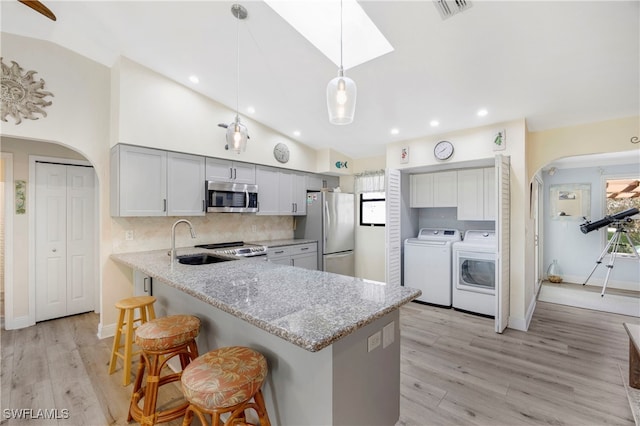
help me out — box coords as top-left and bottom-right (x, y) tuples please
(171, 219), (196, 264)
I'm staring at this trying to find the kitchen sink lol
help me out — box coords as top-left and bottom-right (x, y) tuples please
(177, 253), (235, 265)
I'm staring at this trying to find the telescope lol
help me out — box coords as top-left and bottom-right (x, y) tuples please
(579, 207), (639, 234)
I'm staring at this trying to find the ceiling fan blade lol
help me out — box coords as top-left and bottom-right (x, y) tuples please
(18, 0), (57, 21)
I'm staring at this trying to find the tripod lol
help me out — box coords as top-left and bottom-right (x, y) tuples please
(583, 221), (639, 296)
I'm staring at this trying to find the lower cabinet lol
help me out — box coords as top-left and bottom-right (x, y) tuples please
(267, 243), (318, 270)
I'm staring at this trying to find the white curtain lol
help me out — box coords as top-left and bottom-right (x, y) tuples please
(354, 169), (385, 193)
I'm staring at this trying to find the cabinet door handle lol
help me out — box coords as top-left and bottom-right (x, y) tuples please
(300, 247), (309, 251)
(143, 277), (150, 293)
(274, 250), (285, 254)
(229, 168), (233, 179)
(163, 199), (167, 212)
(234, 168), (237, 180)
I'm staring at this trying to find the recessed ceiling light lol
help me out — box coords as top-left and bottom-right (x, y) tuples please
(247, 106), (256, 114)
(189, 75), (199, 84)
(477, 108), (488, 117)
(390, 128), (399, 135)
(430, 120), (439, 127)
(293, 130), (301, 137)
(265, 0), (393, 70)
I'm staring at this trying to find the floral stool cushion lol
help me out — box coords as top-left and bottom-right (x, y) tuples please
(135, 315), (200, 352)
(181, 346), (268, 410)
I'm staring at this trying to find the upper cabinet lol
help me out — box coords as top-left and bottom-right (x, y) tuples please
(256, 166), (307, 215)
(111, 144), (205, 217)
(205, 157), (255, 184)
(457, 167), (495, 221)
(410, 171), (457, 208)
(167, 152), (206, 216)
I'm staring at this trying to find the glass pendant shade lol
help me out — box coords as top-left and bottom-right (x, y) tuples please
(327, 68), (357, 125)
(226, 116), (248, 153)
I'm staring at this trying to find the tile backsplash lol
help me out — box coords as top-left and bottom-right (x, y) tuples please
(112, 214), (294, 253)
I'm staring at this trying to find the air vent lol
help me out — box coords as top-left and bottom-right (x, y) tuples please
(434, 0), (472, 20)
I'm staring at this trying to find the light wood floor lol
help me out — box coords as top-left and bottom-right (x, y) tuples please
(1, 301), (637, 425)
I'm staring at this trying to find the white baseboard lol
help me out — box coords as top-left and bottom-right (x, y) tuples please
(4, 315), (33, 330)
(98, 322), (116, 339)
(563, 274), (640, 292)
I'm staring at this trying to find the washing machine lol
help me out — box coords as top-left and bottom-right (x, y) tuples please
(452, 230), (497, 317)
(404, 228), (461, 307)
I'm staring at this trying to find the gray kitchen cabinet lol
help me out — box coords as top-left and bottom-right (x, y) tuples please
(255, 166), (280, 215)
(111, 144), (205, 217)
(306, 174), (337, 191)
(111, 144), (167, 216)
(267, 242), (318, 270)
(205, 157), (255, 184)
(256, 166), (306, 215)
(167, 152), (205, 216)
(410, 170), (457, 208)
(133, 270), (152, 296)
(457, 167), (495, 221)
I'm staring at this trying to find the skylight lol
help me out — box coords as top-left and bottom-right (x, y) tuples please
(264, 0), (394, 70)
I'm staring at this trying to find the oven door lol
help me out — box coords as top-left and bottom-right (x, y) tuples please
(454, 250), (496, 294)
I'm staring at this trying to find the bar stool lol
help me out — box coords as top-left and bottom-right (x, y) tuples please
(181, 346), (271, 426)
(108, 295), (157, 386)
(128, 314), (200, 426)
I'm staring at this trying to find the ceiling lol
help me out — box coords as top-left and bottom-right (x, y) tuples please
(2, 1), (639, 159)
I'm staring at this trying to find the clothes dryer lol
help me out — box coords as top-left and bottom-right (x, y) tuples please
(452, 230), (497, 316)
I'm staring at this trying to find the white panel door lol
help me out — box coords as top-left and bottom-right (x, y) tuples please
(495, 155), (510, 333)
(36, 163), (67, 321)
(385, 169), (402, 286)
(36, 163), (95, 322)
(65, 166), (95, 316)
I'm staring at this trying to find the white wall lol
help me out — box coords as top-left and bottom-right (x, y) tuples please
(0, 33), (111, 329)
(543, 163), (639, 291)
(112, 57), (319, 172)
(339, 156), (386, 282)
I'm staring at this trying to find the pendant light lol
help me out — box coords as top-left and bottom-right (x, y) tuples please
(326, 0), (356, 125)
(219, 4), (249, 153)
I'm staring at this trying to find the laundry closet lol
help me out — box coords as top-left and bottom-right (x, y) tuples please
(400, 158), (499, 318)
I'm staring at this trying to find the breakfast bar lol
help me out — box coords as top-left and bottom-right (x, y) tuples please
(111, 248), (421, 425)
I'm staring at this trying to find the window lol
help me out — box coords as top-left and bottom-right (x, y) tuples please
(360, 192), (385, 226)
(605, 177), (640, 255)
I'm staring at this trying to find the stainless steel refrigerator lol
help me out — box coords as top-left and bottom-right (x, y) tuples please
(295, 191), (355, 276)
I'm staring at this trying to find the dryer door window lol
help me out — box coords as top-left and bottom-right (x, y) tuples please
(456, 251), (496, 294)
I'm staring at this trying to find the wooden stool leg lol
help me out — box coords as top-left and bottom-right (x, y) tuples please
(141, 354), (162, 425)
(108, 308), (125, 375)
(254, 389), (271, 426)
(122, 308), (135, 386)
(147, 303), (156, 321)
(128, 354), (147, 422)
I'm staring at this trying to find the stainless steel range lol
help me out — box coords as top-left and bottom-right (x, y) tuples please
(195, 241), (267, 258)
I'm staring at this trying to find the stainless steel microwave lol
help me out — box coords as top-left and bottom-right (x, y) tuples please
(205, 181), (258, 213)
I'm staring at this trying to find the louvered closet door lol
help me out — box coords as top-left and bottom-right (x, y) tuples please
(385, 169), (401, 286)
(35, 163), (95, 322)
(495, 155), (511, 333)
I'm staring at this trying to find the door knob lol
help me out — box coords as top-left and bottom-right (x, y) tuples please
(52, 248), (57, 252)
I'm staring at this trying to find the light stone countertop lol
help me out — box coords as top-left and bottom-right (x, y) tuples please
(111, 248), (421, 352)
(249, 238), (317, 248)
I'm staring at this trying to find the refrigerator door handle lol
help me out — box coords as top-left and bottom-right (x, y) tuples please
(324, 201), (330, 247)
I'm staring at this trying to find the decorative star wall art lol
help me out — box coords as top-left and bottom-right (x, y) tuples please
(1, 58), (54, 124)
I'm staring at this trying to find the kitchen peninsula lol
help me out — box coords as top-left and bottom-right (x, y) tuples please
(111, 248), (421, 425)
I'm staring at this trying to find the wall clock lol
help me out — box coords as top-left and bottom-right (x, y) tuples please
(273, 142), (290, 163)
(434, 140), (454, 160)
